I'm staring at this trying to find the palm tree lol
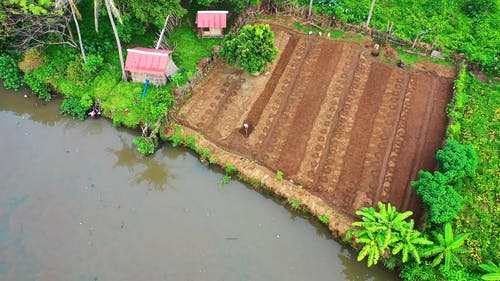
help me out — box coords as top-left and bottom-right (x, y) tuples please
(392, 219), (433, 263)
(423, 223), (469, 268)
(366, 0), (376, 27)
(94, 0), (127, 81)
(56, 0), (86, 63)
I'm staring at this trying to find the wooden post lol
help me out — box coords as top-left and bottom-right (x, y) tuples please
(156, 15), (170, 50)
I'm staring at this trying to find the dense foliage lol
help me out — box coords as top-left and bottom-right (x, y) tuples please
(23, 72), (51, 101)
(0, 55), (23, 90)
(436, 139), (478, 182)
(445, 67), (499, 266)
(346, 202), (432, 267)
(220, 24), (279, 75)
(290, 0), (499, 75)
(412, 171), (464, 225)
(60, 95), (93, 120)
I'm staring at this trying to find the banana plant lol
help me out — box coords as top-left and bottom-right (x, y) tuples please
(422, 223), (469, 268)
(479, 260), (500, 281)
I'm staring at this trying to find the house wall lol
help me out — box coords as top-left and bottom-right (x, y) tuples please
(130, 72), (167, 85)
(202, 27), (224, 37)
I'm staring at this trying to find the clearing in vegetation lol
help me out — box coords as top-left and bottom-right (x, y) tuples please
(178, 23), (455, 218)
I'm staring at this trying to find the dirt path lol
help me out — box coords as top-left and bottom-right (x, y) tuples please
(178, 23), (455, 219)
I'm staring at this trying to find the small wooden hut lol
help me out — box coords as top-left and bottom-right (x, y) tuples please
(124, 47), (178, 85)
(196, 11), (228, 38)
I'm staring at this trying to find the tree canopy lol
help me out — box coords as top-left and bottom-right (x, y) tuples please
(220, 24), (279, 75)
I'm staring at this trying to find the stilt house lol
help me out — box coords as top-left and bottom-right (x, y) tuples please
(196, 11), (228, 38)
(124, 47), (178, 85)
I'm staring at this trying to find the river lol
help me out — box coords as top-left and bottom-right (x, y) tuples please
(0, 88), (399, 280)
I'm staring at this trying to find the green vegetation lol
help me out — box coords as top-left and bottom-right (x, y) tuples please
(224, 164), (237, 175)
(412, 171), (464, 224)
(289, 0), (499, 75)
(346, 202), (431, 267)
(276, 170), (284, 180)
(60, 95), (93, 120)
(220, 24), (279, 75)
(289, 198), (301, 209)
(317, 214), (329, 225)
(445, 67), (499, 266)
(397, 66), (498, 280)
(479, 261), (500, 281)
(422, 223), (469, 268)
(0, 55), (24, 90)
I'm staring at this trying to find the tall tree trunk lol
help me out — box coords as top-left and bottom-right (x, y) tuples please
(366, 0), (376, 27)
(308, 0), (313, 19)
(70, 3), (86, 63)
(105, 0), (126, 81)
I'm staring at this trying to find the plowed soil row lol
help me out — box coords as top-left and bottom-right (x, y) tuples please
(179, 23), (454, 218)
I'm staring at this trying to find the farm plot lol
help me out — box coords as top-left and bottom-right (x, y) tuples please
(178, 24), (454, 217)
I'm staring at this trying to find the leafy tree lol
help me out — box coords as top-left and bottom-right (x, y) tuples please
(479, 261), (500, 281)
(194, 0), (260, 12)
(0, 0), (76, 50)
(412, 171), (464, 224)
(423, 223), (469, 268)
(118, 0), (186, 29)
(56, 0), (87, 63)
(94, 0), (127, 81)
(220, 24), (279, 75)
(436, 139), (478, 181)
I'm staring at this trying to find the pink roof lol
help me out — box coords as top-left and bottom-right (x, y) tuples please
(124, 47), (173, 74)
(196, 11), (228, 28)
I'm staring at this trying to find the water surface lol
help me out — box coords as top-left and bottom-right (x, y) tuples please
(0, 89), (399, 280)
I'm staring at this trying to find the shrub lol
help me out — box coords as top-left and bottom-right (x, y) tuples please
(60, 96), (92, 120)
(276, 170), (284, 180)
(225, 164), (236, 175)
(133, 136), (157, 155)
(289, 198), (300, 209)
(412, 171), (464, 224)
(220, 24), (279, 75)
(82, 54), (104, 74)
(0, 55), (23, 90)
(186, 135), (197, 150)
(221, 175), (231, 185)
(66, 57), (93, 86)
(436, 139), (478, 181)
(168, 126), (185, 147)
(318, 214), (329, 224)
(400, 260), (440, 281)
(18, 48), (46, 73)
(23, 72), (51, 101)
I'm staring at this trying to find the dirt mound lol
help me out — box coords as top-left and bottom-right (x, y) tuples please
(383, 44), (398, 60)
(179, 23), (454, 220)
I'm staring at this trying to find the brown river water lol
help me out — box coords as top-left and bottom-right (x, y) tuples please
(0, 88), (399, 280)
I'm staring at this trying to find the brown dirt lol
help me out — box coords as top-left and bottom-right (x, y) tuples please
(383, 44), (398, 60)
(178, 23), (455, 220)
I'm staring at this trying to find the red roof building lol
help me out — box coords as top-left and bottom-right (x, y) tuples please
(196, 11), (228, 37)
(124, 47), (178, 85)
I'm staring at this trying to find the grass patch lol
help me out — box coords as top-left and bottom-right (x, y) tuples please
(446, 69), (499, 266)
(397, 49), (453, 67)
(169, 22), (221, 73)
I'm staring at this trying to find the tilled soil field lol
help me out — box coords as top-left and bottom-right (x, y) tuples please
(178, 24), (454, 218)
